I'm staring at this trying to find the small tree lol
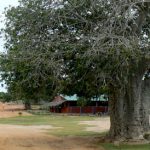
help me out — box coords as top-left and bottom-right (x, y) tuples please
(77, 97), (90, 107)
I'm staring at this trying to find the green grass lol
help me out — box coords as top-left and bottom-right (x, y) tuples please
(101, 143), (150, 150)
(0, 115), (102, 136)
(0, 114), (149, 150)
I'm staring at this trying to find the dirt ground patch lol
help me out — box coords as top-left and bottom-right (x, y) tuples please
(0, 111), (31, 118)
(79, 117), (110, 133)
(0, 124), (105, 150)
(0, 102), (24, 111)
(0, 110), (108, 150)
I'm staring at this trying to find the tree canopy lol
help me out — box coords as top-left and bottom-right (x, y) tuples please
(0, 0), (150, 99)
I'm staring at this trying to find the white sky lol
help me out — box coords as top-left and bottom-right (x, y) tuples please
(0, 0), (19, 92)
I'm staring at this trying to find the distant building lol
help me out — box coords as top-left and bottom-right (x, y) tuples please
(49, 95), (108, 114)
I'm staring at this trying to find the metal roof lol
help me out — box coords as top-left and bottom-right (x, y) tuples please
(62, 94), (108, 101)
(63, 94), (78, 101)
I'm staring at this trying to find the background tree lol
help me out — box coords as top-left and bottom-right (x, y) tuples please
(0, 92), (12, 102)
(0, 0), (62, 103)
(0, 0), (150, 140)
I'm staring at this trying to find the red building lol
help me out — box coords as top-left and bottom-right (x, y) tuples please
(49, 95), (108, 114)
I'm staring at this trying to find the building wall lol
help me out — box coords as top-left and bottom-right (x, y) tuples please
(57, 106), (108, 113)
(49, 100), (108, 113)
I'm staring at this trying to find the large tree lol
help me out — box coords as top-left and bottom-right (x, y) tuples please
(1, 0), (150, 140)
(0, 0), (62, 102)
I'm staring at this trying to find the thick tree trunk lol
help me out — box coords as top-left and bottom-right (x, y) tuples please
(109, 62), (150, 140)
(141, 78), (150, 135)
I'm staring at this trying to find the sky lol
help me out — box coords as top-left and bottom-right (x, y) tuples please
(0, 0), (19, 92)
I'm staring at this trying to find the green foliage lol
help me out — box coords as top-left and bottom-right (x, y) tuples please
(0, 0), (149, 101)
(77, 97), (90, 107)
(0, 92), (12, 102)
(0, 0), (62, 101)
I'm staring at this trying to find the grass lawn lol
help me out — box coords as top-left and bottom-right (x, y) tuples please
(0, 114), (149, 150)
(0, 114), (101, 136)
(101, 143), (150, 150)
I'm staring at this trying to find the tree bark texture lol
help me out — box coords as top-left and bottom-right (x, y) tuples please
(109, 61), (150, 140)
